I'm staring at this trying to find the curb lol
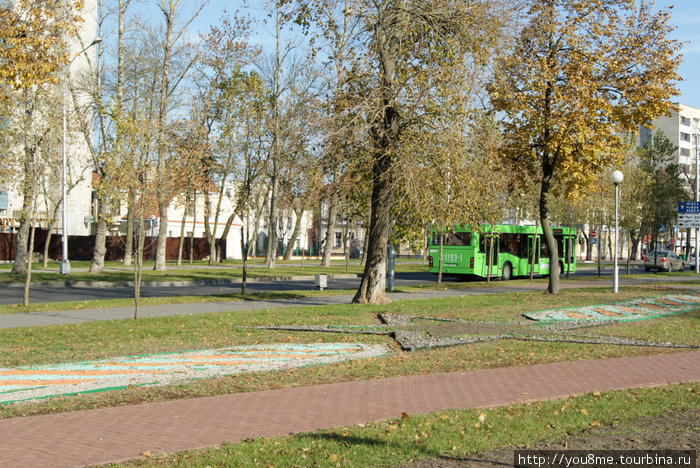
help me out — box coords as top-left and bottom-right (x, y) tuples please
(2, 274), (362, 289)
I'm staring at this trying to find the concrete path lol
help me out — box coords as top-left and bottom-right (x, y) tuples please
(0, 351), (697, 467)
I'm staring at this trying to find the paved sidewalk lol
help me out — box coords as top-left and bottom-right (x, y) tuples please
(0, 352), (698, 467)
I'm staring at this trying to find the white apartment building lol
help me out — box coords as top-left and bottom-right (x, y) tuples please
(640, 102), (700, 178)
(0, 0), (98, 236)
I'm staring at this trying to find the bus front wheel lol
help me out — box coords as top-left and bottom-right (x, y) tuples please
(501, 262), (512, 281)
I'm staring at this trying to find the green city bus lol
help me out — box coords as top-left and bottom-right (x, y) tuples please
(427, 224), (577, 280)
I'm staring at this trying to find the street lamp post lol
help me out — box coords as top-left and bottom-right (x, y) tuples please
(611, 170), (624, 293)
(60, 38), (102, 275)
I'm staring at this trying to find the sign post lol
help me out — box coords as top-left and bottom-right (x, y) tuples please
(678, 202), (700, 274)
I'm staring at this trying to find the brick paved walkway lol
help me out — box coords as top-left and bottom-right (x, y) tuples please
(1, 351), (698, 467)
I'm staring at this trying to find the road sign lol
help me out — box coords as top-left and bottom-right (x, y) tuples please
(678, 201), (700, 213)
(659, 224), (667, 233)
(678, 213), (700, 228)
(591, 230), (596, 238)
(591, 238), (597, 245)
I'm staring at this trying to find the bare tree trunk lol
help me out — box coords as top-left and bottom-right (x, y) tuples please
(437, 233), (444, 285)
(265, 173), (279, 269)
(352, 0), (404, 304)
(626, 231), (632, 275)
(204, 189), (214, 263)
(343, 221), (350, 273)
(43, 219), (58, 269)
(123, 190), (135, 265)
(353, 143), (394, 304)
(134, 214), (145, 319)
(189, 190), (196, 264)
(283, 206), (303, 261)
(177, 190), (189, 266)
(243, 197), (266, 293)
(89, 191), (111, 273)
(321, 194), (338, 267)
(12, 161), (34, 275)
(540, 172), (560, 293)
(598, 226), (603, 277)
(23, 198), (37, 306)
(360, 212), (370, 266)
(41, 191), (60, 268)
(218, 211), (237, 263)
(530, 219), (538, 280)
(153, 1), (176, 272)
(42, 229), (52, 269)
(240, 226), (248, 295)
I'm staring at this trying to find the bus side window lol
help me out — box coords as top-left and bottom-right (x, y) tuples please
(540, 235), (550, 258)
(555, 234), (564, 258)
(518, 234), (528, 258)
(501, 233), (520, 255)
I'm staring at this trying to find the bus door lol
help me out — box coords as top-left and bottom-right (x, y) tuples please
(480, 234), (499, 277)
(564, 235), (575, 273)
(527, 235), (540, 274)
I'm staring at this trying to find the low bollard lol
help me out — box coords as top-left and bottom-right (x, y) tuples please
(315, 274), (327, 291)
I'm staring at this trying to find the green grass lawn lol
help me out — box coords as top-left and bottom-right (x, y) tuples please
(0, 285), (697, 420)
(0, 289), (354, 315)
(115, 383), (698, 467)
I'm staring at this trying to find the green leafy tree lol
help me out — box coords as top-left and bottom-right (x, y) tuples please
(638, 132), (686, 259)
(489, 0), (681, 293)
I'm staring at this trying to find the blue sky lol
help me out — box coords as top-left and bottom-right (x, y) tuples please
(189, 0), (700, 106)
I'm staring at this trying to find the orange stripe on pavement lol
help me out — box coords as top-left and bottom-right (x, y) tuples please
(0, 369), (170, 377)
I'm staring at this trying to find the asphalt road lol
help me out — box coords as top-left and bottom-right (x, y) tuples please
(0, 264), (677, 306)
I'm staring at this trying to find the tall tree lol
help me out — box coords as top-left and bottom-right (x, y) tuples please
(489, 0), (681, 293)
(153, 0), (207, 271)
(337, 0), (507, 304)
(197, 12), (259, 263)
(69, 0), (135, 274)
(638, 131), (686, 256)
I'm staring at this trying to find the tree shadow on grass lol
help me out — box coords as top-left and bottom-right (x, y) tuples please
(297, 431), (522, 467)
(294, 431), (447, 465)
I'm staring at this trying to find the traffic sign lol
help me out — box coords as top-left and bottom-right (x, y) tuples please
(591, 230), (596, 238)
(678, 213), (700, 228)
(678, 201), (700, 213)
(591, 238), (597, 245)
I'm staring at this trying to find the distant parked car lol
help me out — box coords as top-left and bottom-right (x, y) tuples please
(642, 251), (684, 272)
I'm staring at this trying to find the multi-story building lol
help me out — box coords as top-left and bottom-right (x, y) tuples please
(640, 102), (700, 182)
(0, 0), (98, 237)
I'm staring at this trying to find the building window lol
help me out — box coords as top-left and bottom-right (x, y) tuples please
(681, 132), (691, 142)
(680, 147), (691, 157)
(335, 232), (342, 248)
(0, 190), (7, 216)
(681, 116), (691, 126)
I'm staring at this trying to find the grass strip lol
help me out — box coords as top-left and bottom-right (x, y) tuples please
(0, 289), (353, 315)
(0, 286), (697, 419)
(116, 383), (699, 467)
